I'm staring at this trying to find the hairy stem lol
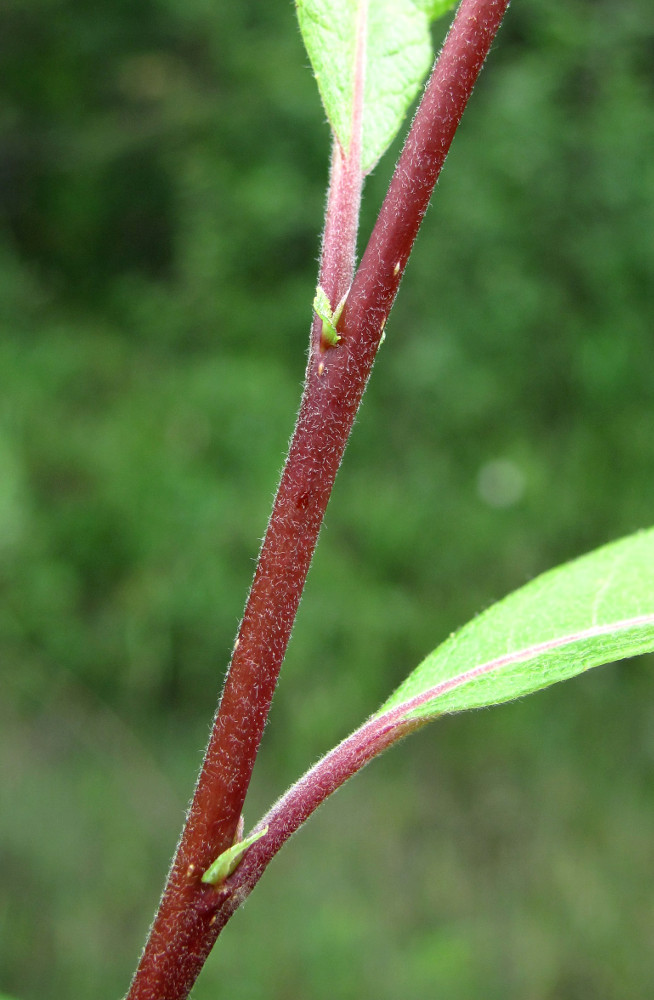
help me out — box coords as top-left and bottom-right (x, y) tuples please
(126, 1), (510, 997)
(318, 0), (367, 321)
(193, 710), (430, 941)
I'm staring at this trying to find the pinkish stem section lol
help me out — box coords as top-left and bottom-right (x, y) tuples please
(319, 141), (363, 310)
(315, 0), (367, 350)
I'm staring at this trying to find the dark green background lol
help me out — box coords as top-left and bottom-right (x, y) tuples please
(1, 1), (654, 997)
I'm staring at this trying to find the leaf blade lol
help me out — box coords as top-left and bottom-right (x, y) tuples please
(296, 0), (458, 173)
(380, 528), (654, 721)
(228, 530), (654, 916)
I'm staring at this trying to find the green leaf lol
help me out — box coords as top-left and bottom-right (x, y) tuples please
(296, 0), (458, 174)
(416, 0), (461, 18)
(313, 285), (348, 346)
(380, 528), (654, 722)
(201, 826), (269, 886)
(313, 286), (341, 346)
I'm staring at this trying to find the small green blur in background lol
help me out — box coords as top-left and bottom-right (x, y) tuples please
(1, 1), (654, 997)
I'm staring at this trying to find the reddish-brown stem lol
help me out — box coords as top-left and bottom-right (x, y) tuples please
(126, 2), (509, 997)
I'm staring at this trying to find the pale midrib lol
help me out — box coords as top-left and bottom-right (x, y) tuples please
(348, 0), (368, 175)
(394, 612), (654, 719)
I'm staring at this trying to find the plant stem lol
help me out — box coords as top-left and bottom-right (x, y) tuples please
(126, 1), (510, 997)
(126, 25), (366, 1000)
(192, 711), (431, 942)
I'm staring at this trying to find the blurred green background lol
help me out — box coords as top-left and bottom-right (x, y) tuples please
(1, 1), (654, 997)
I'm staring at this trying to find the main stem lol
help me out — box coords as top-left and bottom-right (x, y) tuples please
(127, 2), (509, 997)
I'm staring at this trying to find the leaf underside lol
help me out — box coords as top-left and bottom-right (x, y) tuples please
(296, 0), (458, 173)
(379, 528), (654, 723)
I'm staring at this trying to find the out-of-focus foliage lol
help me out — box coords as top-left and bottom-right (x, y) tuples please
(1, 1), (653, 998)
